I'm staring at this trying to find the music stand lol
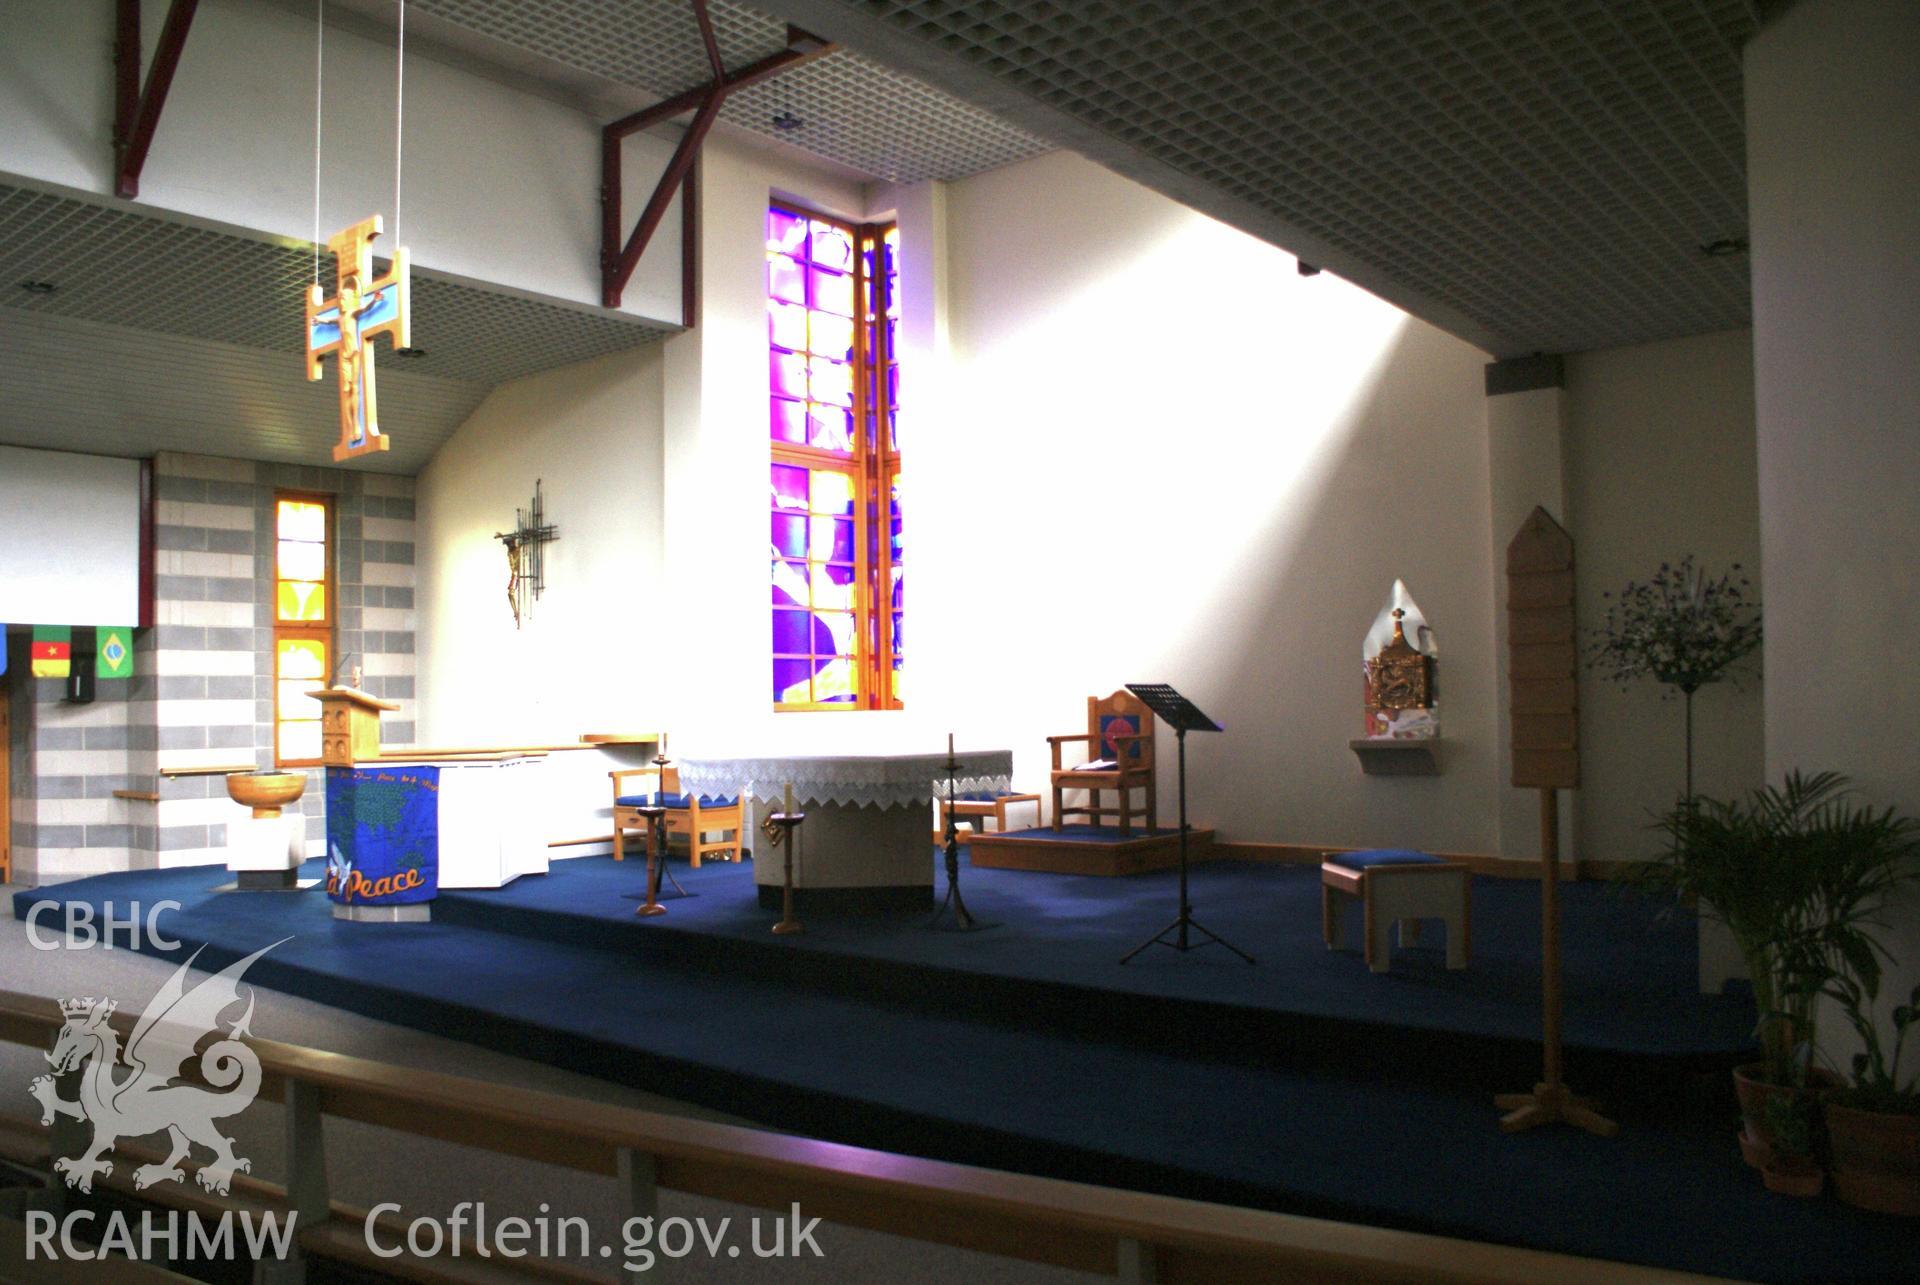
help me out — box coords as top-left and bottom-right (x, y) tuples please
(1119, 684), (1253, 965)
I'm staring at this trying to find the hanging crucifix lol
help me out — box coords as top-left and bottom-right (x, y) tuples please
(306, 214), (411, 462)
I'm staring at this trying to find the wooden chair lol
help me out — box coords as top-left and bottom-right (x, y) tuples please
(1048, 690), (1156, 835)
(610, 766), (745, 869)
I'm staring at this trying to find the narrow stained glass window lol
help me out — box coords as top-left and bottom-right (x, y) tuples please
(274, 494), (332, 766)
(767, 203), (901, 710)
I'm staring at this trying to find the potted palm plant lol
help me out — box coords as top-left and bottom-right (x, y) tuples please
(1643, 772), (1916, 1189)
(1819, 975), (1920, 1213)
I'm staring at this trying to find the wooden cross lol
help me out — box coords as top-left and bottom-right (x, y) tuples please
(306, 215), (411, 462)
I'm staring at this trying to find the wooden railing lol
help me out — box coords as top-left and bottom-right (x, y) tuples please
(0, 990), (1732, 1284)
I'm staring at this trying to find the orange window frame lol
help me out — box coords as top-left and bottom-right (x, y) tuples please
(273, 491), (333, 767)
(770, 205), (901, 711)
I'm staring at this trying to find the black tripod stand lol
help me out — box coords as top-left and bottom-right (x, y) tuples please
(1119, 683), (1253, 966)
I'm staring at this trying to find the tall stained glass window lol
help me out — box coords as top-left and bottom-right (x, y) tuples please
(274, 493), (331, 765)
(768, 204), (901, 709)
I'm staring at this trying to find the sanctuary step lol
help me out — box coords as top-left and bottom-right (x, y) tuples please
(12, 862), (1914, 1283)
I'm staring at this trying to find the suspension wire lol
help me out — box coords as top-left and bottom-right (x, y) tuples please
(312, 0), (325, 283)
(393, 0), (406, 247)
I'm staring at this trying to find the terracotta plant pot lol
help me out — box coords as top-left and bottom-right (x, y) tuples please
(1824, 1101), (1920, 1216)
(1761, 1156), (1824, 1198)
(1732, 1062), (1836, 1172)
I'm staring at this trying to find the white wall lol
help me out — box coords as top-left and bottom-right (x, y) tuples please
(1747, 2), (1920, 1035)
(931, 152), (1499, 847)
(1565, 329), (1764, 862)
(0, 0), (680, 319)
(415, 345), (667, 745)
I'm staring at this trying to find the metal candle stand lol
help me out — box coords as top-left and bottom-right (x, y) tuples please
(930, 732), (976, 930)
(768, 789), (804, 935)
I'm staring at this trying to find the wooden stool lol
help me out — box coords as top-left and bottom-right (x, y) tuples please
(938, 791), (1041, 836)
(1321, 849), (1470, 973)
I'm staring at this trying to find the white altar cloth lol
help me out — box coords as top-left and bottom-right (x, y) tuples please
(678, 752), (1012, 903)
(677, 751), (1012, 809)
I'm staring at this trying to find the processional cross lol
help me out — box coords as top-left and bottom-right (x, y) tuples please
(306, 215), (411, 462)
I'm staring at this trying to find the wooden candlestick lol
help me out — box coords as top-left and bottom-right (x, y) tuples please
(634, 803), (668, 917)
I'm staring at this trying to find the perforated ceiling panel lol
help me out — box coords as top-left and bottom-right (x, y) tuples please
(0, 183), (673, 471)
(410, 0), (1050, 182)
(0, 185), (674, 386)
(758, 0), (1761, 355)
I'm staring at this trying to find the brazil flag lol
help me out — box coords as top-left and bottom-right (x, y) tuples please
(96, 626), (134, 679)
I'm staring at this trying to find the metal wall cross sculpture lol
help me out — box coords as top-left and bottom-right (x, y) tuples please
(495, 479), (558, 629)
(306, 214), (411, 462)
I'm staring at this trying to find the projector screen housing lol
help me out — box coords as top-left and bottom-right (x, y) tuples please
(0, 445), (144, 626)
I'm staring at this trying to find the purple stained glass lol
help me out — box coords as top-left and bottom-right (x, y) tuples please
(772, 559), (807, 606)
(770, 351), (807, 399)
(810, 470), (854, 515)
(771, 464), (808, 510)
(809, 357), (852, 408)
(810, 311), (855, 361)
(773, 657), (813, 703)
(886, 364), (899, 407)
(767, 209), (808, 256)
(807, 404), (852, 453)
(811, 564), (853, 611)
(770, 397), (807, 444)
(814, 612), (857, 654)
(817, 517), (854, 564)
(771, 512), (807, 558)
(889, 518), (903, 559)
(891, 612), (903, 651)
(768, 300), (808, 351)
(888, 408), (899, 452)
(890, 565), (903, 608)
(767, 254), (806, 305)
(771, 609), (814, 654)
(810, 267), (853, 318)
(809, 221), (853, 271)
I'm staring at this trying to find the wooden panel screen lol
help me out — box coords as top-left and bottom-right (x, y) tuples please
(1507, 507), (1579, 789)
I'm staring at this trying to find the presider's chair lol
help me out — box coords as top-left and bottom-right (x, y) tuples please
(610, 767), (744, 868)
(1048, 690), (1157, 834)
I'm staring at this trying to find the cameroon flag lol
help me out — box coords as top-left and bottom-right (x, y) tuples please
(96, 626), (133, 679)
(31, 625), (71, 678)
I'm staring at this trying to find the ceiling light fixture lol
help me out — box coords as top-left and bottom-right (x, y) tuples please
(395, 346), (428, 359)
(18, 280), (58, 295)
(1700, 237), (1748, 258)
(771, 109), (804, 132)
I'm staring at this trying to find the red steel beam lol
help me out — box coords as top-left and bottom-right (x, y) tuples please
(599, 8), (837, 311)
(603, 42), (831, 141)
(604, 86), (724, 309)
(114, 0), (201, 200)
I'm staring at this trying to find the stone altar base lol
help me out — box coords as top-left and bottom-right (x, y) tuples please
(751, 797), (933, 912)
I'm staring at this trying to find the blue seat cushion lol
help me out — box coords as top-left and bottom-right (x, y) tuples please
(954, 791), (1021, 802)
(1327, 848), (1444, 871)
(615, 792), (738, 809)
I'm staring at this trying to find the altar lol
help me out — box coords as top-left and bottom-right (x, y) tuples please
(678, 752), (1012, 911)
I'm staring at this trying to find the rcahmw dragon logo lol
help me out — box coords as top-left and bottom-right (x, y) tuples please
(29, 941), (285, 1196)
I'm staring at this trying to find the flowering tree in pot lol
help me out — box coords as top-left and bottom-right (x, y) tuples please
(1588, 556), (1761, 801)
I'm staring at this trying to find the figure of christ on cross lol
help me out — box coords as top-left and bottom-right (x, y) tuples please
(306, 214), (411, 462)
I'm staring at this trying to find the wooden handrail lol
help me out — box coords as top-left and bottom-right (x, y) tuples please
(0, 990), (1731, 1283)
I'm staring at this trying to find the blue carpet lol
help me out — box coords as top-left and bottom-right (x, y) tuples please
(983, 825), (1188, 844)
(15, 858), (1918, 1282)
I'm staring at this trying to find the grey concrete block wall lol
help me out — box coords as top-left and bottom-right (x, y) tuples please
(7, 452), (415, 884)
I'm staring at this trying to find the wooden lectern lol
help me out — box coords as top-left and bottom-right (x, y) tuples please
(312, 688), (401, 766)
